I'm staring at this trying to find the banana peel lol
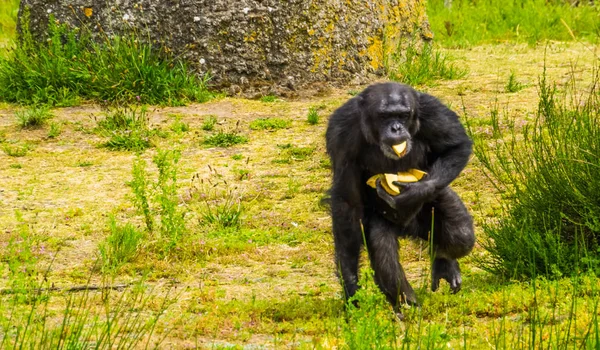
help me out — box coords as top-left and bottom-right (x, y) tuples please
(366, 169), (427, 195)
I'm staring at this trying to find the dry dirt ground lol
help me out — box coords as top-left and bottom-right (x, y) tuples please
(0, 42), (598, 348)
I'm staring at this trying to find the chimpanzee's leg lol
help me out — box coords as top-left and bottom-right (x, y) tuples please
(410, 187), (475, 293)
(364, 213), (417, 309)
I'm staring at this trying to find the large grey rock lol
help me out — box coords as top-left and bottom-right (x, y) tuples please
(19, 0), (432, 96)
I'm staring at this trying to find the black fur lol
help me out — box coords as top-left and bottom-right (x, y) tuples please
(324, 82), (475, 314)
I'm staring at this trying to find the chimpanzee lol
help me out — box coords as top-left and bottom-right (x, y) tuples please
(324, 82), (475, 316)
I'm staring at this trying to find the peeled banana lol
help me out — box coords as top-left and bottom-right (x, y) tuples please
(392, 141), (407, 157)
(366, 169), (427, 195)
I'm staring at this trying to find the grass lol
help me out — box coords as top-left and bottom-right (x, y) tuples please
(0, 11), (213, 106)
(96, 107), (154, 152)
(15, 106), (52, 128)
(2, 143), (28, 157)
(260, 95), (278, 103)
(505, 71), (527, 93)
(307, 107), (320, 125)
(1, 8), (600, 348)
(201, 115), (218, 131)
(99, 216), (145, 272)
(47, 122), (62, 138)
(0, 0), (18, 40)
(389, 43), (468, 86)
(203, 131), (248, 147)
(468, 66), (600, 279)
(249, 117), (291, 131)
(427, 0), (600, 47)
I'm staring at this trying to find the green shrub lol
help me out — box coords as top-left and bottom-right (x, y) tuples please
(249, 118), (291, 130)
(15, 106), (52, 128)
(389, 43), (467, 86)
(470, 68), (600, 279)
(428, 0), (600, 47)
(203, 131), (248, 147)
(0, 12), (212, 106)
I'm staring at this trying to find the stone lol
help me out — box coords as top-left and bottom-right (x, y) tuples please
(18, 0), (432, 96)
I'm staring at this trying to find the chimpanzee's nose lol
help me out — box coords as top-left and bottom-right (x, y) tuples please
(391, 122), (402, 133)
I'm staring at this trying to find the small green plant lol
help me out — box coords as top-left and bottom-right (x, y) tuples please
(128, 150), (186, 256)
(249, 118), (291, 131)
(77, 161), (93, 167)
(9, 163), (22, 169)
(201, 189), (243, 229)
(3, 211), (39, 295)
(15, 106), (52, 128)
(99, 216), (145, 272)
(289, 146), (315, 161)
(203, 131), (248, 147)
(231, 154), (243, 160)
(235, 168), (250, 180)
(96, 107), (154, 152)
(342, 267), (401, 349)
(505, 71), (526, 93)
(259, 95), (278, 103)
(307, 107), (320, 125)
(130, 158), (154, 232)
(47, 122), (62, 138)
(2, 143), (28, 157)
(201, 115), (218, 131)
(170, 116), (190, 133)
(389, 43), (467, 86)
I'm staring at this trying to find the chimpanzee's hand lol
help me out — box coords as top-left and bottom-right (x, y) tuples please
(392, 180), (436, 206)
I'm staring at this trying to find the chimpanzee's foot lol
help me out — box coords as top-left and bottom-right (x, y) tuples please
(431, 258), (462, 293)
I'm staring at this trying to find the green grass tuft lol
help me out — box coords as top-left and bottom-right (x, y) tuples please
(249, 118), (291, 130)
(307, 107), (320, 125)
(259, 95), (278, 103)
(201, 115), (218, 131)
(203, 131), (248, 148)
(96, 107), (154, 152)
(389, 43), (468, 86)
(47, 122), (62, 138)
(505, 71), (526, 93)
(2, 143), (28, 157)
(99, 216), (145, 272)
(0, 13), (213, 106)
(15, 106), (52, 128)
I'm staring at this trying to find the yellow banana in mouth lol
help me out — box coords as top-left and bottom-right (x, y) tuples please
(392, 141), (407, 157)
